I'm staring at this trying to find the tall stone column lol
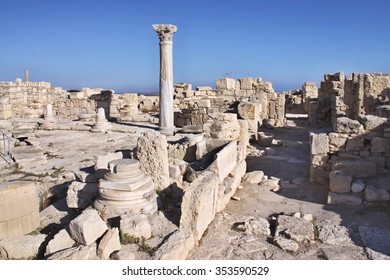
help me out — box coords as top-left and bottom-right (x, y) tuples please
(153, 24), (177, 135)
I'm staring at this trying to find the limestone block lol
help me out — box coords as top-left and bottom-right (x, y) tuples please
(351, 180), (366, 193)
(239, 78), (253, 90)
(0, 234), (46, 260)
(332, 160), (377, 178)
(358, 115), (387, 131)
(370, 137), (390, 155)
(0, 181), (40, 239)
(334, 117), (363, 134)
(97, 227), (121, 260)
(257, 131), (273, 147)
(94, 152), (123, 173)
(329, 170), (352, 193)
(274, 236), (299, 252)
(180, 171), (219, 241)
(327, 192), (363, 205)
(243, 171), (264, 184)
(153, 229), (195, 260)
(328, 133), (347, 152)
(69, 208), (108, 246)
(364, 185), (390, 202)
(317, 225), (351, 245)
(276, 215), (314, 242)
(216, 78), (236, 90)
(244, 218), (270, 236)
(196, 86), (213, 91)
(66, 182), (99, 209)
(47, 244), (99, 260)
(136, 131), (170, 191)
(169, 164), (181, 179)
(45, 229), (76, 256)
(120, 214), (152, 239)
(310, 133), (329, 155)
(207, 141), (237, 182)
(345, 137), (364, 152)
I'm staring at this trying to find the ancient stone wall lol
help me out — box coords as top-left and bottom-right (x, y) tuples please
(309, 115), (390, 205)
(173, 77), (286, 128)
(310, 73), (390, 128)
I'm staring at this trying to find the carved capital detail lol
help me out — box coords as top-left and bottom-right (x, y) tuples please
(153, 24), (177, 42)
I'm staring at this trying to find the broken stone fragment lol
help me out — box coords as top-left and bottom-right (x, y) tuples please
(274, 236), (299, 253)
(276, 215), (314, 243)
(45, 229), (76, 256)
(97, 227), (121, 260)
(69, 208), (108, 246)
(317, 225), (352, 245)
(243, 170), (264, 184)
(0, 234), (47, 260)
(364, 185), (390, 202)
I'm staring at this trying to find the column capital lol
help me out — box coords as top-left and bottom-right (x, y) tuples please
(152, 24), (177, 42)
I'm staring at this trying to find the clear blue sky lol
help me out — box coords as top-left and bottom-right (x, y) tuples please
(1, 0), (389, 92)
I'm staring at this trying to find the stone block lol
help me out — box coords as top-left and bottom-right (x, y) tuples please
(180, 171), (219, 241)
(243, 171), (264, 184)
(274, 236), (299, 252)
(329, 170), (352, 193)
(358, 115), (387, 131)
(207, 141), (237, 182)
(69, 208), (108, 246)
(332, 160), (377, 178)
(310, 133), (329, 155)
(317, 225), (351, 245)
(136, 131), (170, 191)
(120, 214), (152, 240)
(216, 78), (236, 90)
(334, 117), (363, 134)
(327, 192), (363, 205)
(328, 133), (347, 151)
(0, 181), (40, 239)
(276, 215), (314, 242)
(257, 131), (273, 147)
(351, 180), (365, 193)
(239, 78), (253, 90)
(97, 227), (121, 260)
(45, 229), (76, 256)
(66, 182), (99, 209)
(47, 244), (99, 260)
(153, 229), (195, 260)
(370, 137), (390, 155)
(0, 234), (46, 260)
(364, 185), (390, 202)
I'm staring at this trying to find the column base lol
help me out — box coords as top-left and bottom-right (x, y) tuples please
(159, 126), (177, 136)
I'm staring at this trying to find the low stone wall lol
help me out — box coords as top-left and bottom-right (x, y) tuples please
(309, 115), (390, 205)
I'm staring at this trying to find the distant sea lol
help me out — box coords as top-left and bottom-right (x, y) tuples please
(118, 91), (159, 96)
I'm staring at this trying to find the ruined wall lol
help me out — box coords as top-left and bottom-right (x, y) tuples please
(309, 115), (390, 205)
(173, 77), (286, 128)
(311, 73), (390, 128)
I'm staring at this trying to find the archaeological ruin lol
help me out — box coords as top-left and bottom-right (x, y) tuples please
(0, 25), (390, 261)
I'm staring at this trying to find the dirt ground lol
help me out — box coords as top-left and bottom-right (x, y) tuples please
(188, 121), (390, 260)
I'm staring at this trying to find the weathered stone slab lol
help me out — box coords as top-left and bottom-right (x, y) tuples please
(47, 244), (99, 260)
(0, 181), (40, 239)
(244, 218), (270, 236)
(364, 185), (390, 202)
(370, 137), (390, 155)
(329, 170), (352, 193)
(216, 78), (236, 90)
(0, 234), (46, 259)
(180, 171), (219, 241)
(334, 117), (363, 134)
(274, 236), (299, 252)
(327, 192), (362, 205)
(136, 131), (170, 191)
(257, 131), (273, 147)
(45, 229), (76, 256)
(310, 133), (329, 155)
(358, 115), (387, 131)
(276, 215), (314, 242)
(69, 208), (108, 246)
(317, 225), (352, 245)
(332, 160), (377, 178)
(97, 227), (121, 260)
(207, 141), (237, 182)
(153, 229), (195, 260)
